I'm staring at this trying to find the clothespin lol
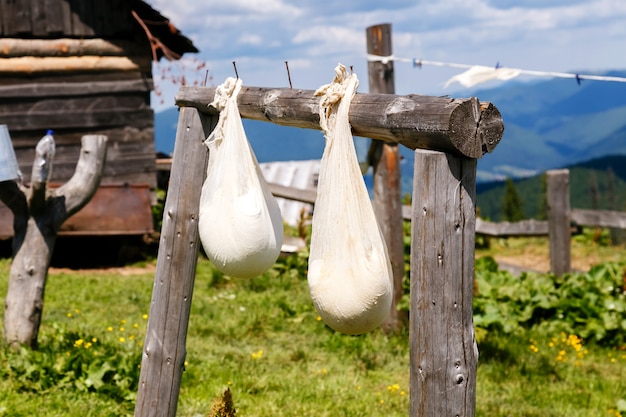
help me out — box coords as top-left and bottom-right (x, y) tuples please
(495, 61), (501, 69)
(575, 74), (582, 85)
(413, 59), (422, 69)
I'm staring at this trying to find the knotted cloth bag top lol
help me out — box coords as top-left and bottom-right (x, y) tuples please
(307, 64), (393, 334)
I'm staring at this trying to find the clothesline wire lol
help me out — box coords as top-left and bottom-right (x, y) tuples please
(366, 54), (626, 83)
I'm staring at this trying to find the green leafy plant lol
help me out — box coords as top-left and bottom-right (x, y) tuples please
(473, 256), (626, 347)
(0, 321), (142, 405)
(573, 226), (612, 246)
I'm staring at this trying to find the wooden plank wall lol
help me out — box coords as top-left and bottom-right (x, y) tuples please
(0, 0), (196, 238)
(0, 72), (156, 188)
(0, 0), (136, 37)
(0, 0), (157, 188)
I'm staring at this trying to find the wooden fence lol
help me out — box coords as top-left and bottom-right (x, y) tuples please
(134, 77), (504, 416)
(475, 169), (626, 275)
(157, 162), (626, 277)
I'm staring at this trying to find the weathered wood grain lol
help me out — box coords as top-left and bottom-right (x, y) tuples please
(12, 127), (156, 187)
(43, 0), (65, 34)
(410, 149), (478, 417)
(0, 108), (153, 132)
(547, 169), (571, 275)
(267, 182), (317, 204)
(475, 218), (549, 236)
(30, 0), (46, 37)
(366, 23), (405, 332)
(571, 208), (626, 229)
(0, 79), (152, 98)
(2, 134), (107, 348)
(0, 94), (149, 113)
(175, 85), (504, 158)
(0, 56), (150, 73)
(0, 38), (145, 57)
(134, 107), (214, 417)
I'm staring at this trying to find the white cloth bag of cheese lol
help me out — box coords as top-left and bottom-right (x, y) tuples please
(199, 77), (283, 278)
(307, 64), (393, 334)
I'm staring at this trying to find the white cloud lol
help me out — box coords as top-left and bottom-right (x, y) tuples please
(237, 33), (264, 46)
(145, 0), (626, 110)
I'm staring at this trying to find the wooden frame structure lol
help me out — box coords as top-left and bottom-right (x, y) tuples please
(134, 84), (504, 416)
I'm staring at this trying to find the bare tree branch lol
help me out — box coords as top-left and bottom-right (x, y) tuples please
(55, 135), (108, 218)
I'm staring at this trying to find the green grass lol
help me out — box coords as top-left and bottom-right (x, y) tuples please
(0, 255), (625, 416)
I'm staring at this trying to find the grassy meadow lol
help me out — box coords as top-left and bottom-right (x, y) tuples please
(0, 233), (625, 416)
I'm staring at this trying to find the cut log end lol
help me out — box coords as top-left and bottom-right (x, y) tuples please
(449, 98), (504, 159)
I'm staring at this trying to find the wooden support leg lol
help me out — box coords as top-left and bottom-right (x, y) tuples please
(134, 107), (216, 417)
(409, 149), (478, 417)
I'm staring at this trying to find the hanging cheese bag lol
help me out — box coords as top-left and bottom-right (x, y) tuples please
(198, 77), (283, 279)
(307, 64), (393, 334)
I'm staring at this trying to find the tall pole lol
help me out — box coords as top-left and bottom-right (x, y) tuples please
(366, 23), (405, 332)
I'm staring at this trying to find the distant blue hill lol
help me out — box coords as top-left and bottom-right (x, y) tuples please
(155, 70), (626, 194)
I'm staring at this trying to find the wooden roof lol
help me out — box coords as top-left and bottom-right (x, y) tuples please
(0, 0), (198, 60)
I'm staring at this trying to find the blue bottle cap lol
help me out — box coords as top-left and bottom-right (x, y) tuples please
(46, 129), (54, 135)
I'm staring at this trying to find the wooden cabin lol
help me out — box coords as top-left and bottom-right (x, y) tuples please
(0, 0), (197, 241)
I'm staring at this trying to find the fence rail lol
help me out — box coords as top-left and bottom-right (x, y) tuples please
(267, 170), (625, 277)
(159, 159), (626, 239)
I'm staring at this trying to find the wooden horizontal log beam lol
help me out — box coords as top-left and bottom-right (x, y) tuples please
(571, 209), (626, 229)
(0, 56), (151, 74)
(0, 38), (144, 58)
(475, 218), (549, 237)
(0, 79), (153, 98)
(175, 86), (504, 159)
(0, 109), (154, 132)
(267, 182), (317, 204)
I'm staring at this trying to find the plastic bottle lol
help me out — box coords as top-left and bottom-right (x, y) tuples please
(33, 130), (55, 182)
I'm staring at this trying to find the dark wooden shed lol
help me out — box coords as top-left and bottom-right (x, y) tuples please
(0, 0), (197, 240)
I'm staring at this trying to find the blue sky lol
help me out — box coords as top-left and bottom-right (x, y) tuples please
(147, 0), (626, 111)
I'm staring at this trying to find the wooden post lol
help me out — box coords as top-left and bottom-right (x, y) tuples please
(410, 150), (478, 416)
(366, 23), (395, 94)
(134, 107), (215, 417)
(1, 134), (107, 349)
(366, 23), (405, 331)
(547, 169), (571, 275)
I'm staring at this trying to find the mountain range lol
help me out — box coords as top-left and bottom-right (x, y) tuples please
(155, 70), (626, 194)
